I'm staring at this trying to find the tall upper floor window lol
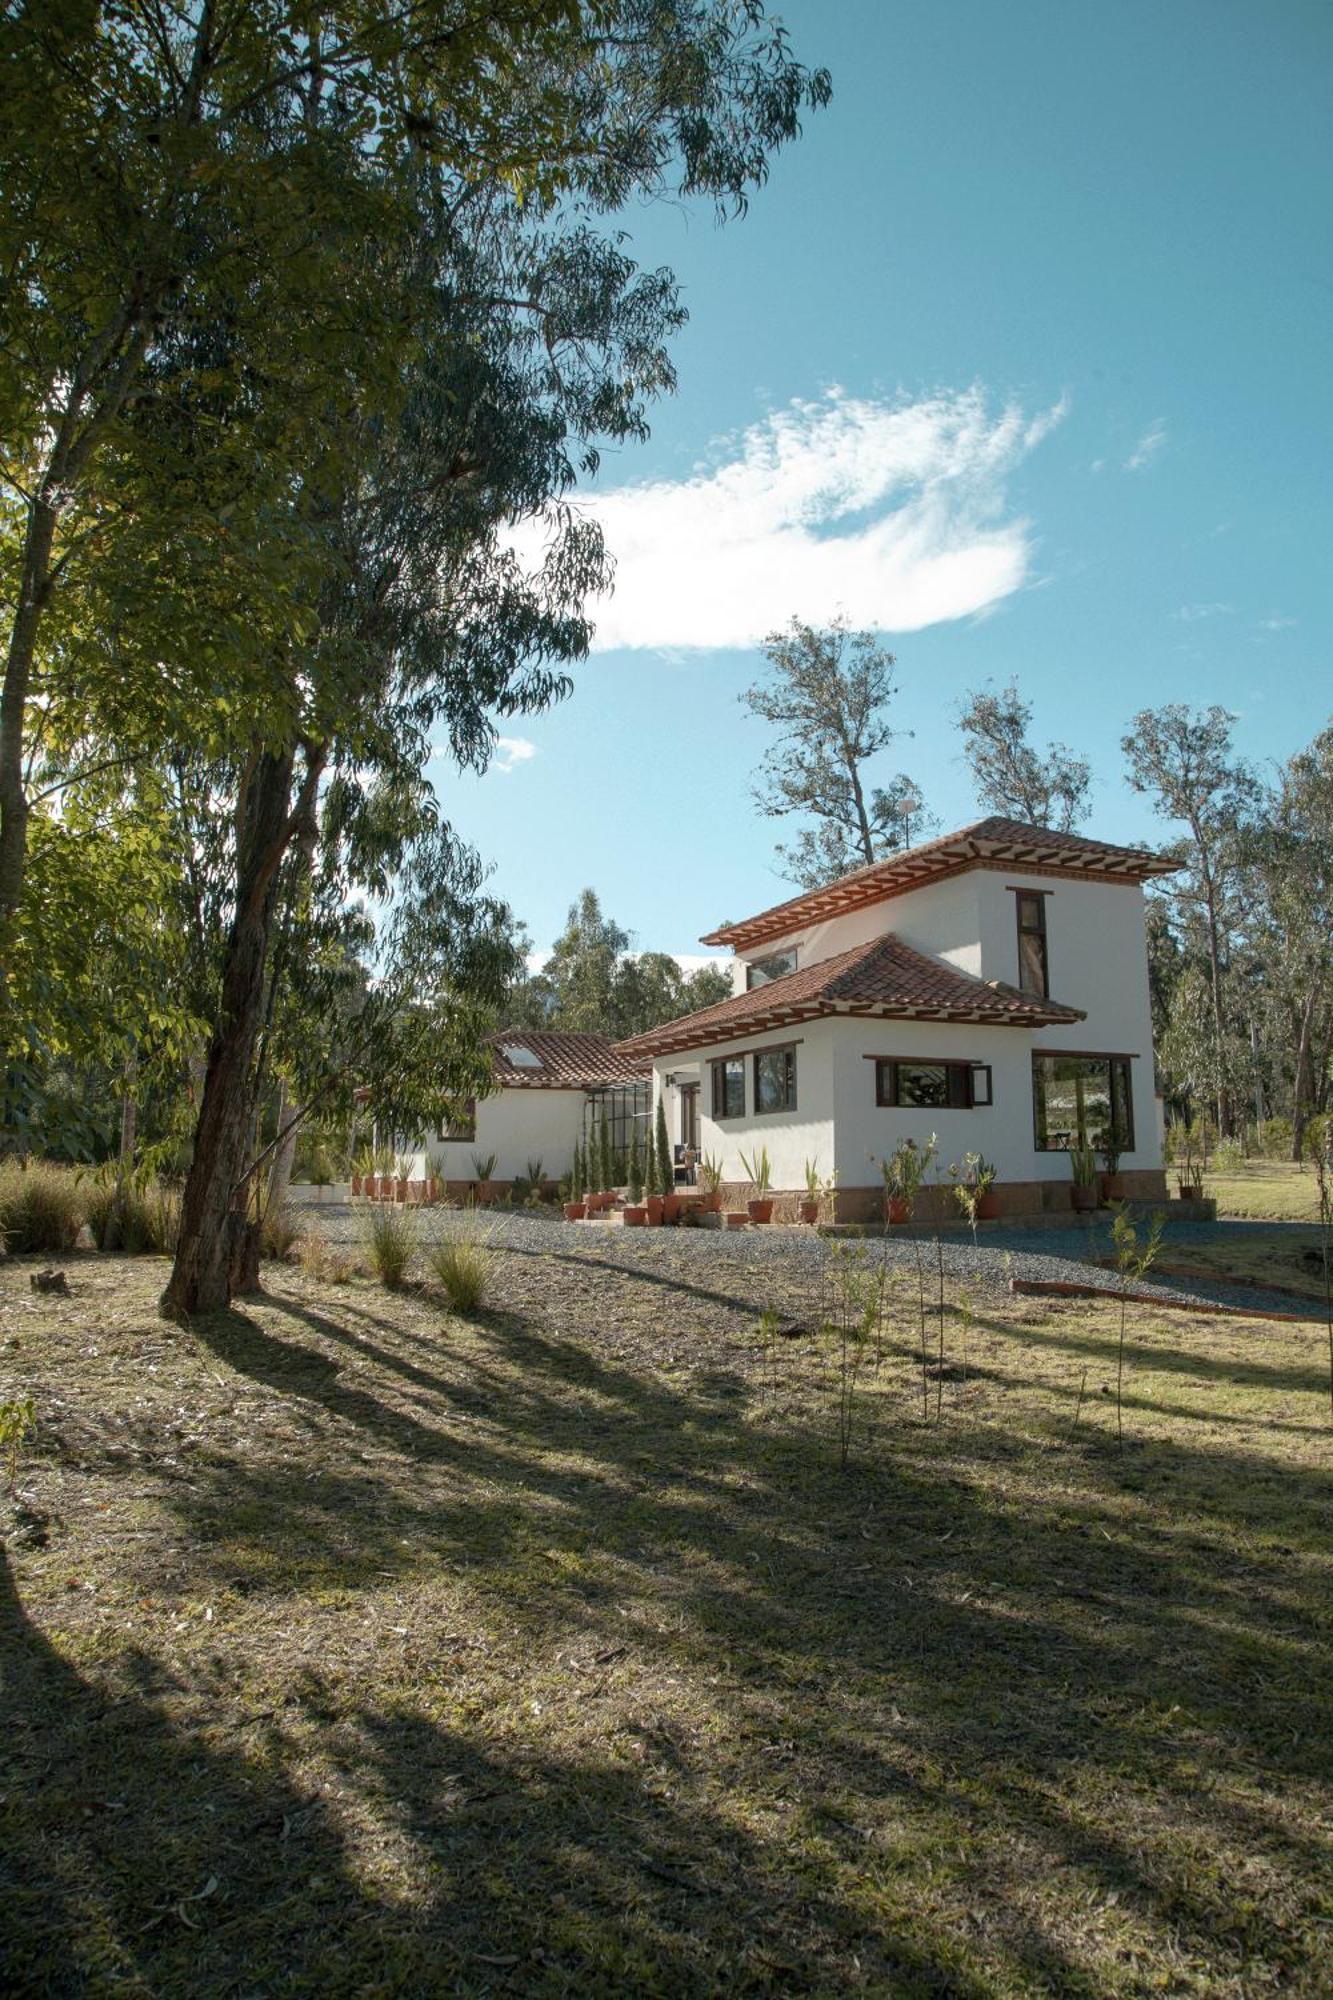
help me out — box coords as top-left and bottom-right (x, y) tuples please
(1015, 891), (1049, 997)
(746, 947), (799, 990)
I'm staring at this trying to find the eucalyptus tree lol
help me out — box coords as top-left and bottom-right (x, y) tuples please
(958, 679), (1090, 830)
(148, 16), (829, 1315)
(743, 618), (928, 888)
(0, 0), (831, 927)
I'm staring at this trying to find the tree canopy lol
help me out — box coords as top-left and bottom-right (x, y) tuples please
(958, 680), (1091, 830)
(742, 618), (930, 888)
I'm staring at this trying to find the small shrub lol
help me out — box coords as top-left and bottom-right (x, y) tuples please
(360, 1202), (417, 1288)
(429, 1227), (492, 1313)
(299, 1222), (356, 1285)
(1214, 1137), (1246, 1172)
(0, 1395), (36, 1494)
(0, 1161), (85, 1254)
(83, 1174), (181, 1254)
(261, 1203), (302, 1261)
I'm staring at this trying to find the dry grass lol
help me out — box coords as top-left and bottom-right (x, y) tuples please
(1210, 1159), (1324, 1223)
(1146, 1229), (1331, 1303)
(1, 1245), (1330, 1997)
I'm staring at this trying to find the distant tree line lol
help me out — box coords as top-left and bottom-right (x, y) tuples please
(743, 620), (1332, 1156)
(506, 891), (732, 1041)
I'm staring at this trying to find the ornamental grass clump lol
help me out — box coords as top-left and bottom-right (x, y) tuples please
(429, 1226), (493, 1314)
(85, 1171), (180, 1253)
(360, 1201), (417, 1289)
(0, 1160), (85, 1254)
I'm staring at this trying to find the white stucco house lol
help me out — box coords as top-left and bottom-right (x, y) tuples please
(399, 1029), (649, 1195)
(614, 817), (1176, 1222)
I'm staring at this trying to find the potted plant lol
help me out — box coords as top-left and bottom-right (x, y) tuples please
(739, 1145), (774, 1223)
(394, 1153), (413, 1204)
(1098, 1133), (1125, 1203)
(880, 1137), (928, 1225)
(699, 1153), (724, 1212)
(374, 1143), (396, 1200)
(598, 1115), (615, 1211)
(564, 1142), (586, 1221)
(351, 1145), (374, 1199)
(656, 1099), (680, 1222)
(1069, 1144), (1099, 1212)
(643, 1122), (663, 1224)
(799, 1158), (822, 1224)
(623, 1125), (647, 1226)
(952, 1152), (1000, 1226)
(472, 1151), (500, 1205)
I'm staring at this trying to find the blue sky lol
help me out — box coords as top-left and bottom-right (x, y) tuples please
(431, 0), (1331, 967)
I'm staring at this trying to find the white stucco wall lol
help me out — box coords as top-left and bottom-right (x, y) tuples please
(401, 1088), (587, 1183)
(653, 1025), (838, 1192)
(690, 870), (1163, 1188)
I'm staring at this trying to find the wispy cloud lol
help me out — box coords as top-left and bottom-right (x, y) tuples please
(493, 735), (537, 774)
(1256, 614), (1298, 633)
(1173, 601), (1234, 623)
(517, 387), (1066, 652)
(1124, 420), (1167, 472)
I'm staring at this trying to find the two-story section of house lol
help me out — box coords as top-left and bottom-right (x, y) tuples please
(615, 817), (1176, 1220)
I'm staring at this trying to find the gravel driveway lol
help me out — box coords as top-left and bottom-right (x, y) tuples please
(291, 1197), (1323, 1320)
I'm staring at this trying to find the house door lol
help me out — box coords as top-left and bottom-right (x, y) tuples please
(680, 1084), (699, 1154)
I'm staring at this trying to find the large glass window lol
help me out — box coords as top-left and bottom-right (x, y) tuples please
(875, 1060), (988, 1110)
(1032, 1054), (1133, 1152)
(711, 1056), (745, 1120)
(746, 947), (799, 990)
(753, 1044), (797, 1114)
(1015, 892), (1049, 997)
(438, 1100), (476, 1142)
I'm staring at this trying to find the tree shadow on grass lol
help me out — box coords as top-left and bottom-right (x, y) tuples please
(12, 1262), (1330, 1993)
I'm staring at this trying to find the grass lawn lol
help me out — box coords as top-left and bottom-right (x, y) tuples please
(2, 1247), (1331, 1997)
(1208, 1159), (1325, 1224)
(1148, 1232), (1331, 1305)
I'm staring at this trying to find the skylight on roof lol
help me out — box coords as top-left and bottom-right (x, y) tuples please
(501, 1044), (543, 1069)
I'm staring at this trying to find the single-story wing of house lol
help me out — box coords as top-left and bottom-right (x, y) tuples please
(398, 1029), (650, 1196)
(613, 815), (1178, 1223)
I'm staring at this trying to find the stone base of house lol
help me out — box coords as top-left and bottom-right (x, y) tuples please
(717, 1171), (1171, 1228)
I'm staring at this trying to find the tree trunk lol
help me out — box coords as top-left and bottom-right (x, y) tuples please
(0, 494), (57, 923)
(266, 1077), (301, 1213)
(161, 747), (296, 1319)
(1291, 984), (1318, 1162)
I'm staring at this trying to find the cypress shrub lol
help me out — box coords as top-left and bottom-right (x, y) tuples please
(627, 1124), (643, 1204)
(656, 1098), (673, 1196)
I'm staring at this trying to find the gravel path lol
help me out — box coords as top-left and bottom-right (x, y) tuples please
(291, 1197), (1324, 1321)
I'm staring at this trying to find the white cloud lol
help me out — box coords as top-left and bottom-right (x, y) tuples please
(1257, 614), (1298, 633)
(1124, 421), (1167, 472)
(1173, 602), (1234, 622)
(517, 386), (1066, 652)
(492, 735), (537, 774)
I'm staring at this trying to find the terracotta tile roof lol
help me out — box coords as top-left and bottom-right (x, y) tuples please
(614, 933), (1084, 1061)
(701, 815), (1177, 951)
(489, 1029), (649, 1090)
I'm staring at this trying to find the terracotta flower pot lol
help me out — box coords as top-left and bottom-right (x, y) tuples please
(394, 1177), (409, 1203)
(662, 1193), (681, 1224)
(1070, 1184), (1098, 1213)
(563, 1200), (586, 1221)
(975, 1191), (1001, 1221)
(623, 1205), (647, 1227)
(645, 1194), (664, 1225)
(747, 1199), (774, 1224)
(725, 1210), (750, 1228)
(700, 1190), (722, 1213)
(886, 1196), (911, 1225)
(350, 1174), (362, 1198)
(478, 1180), (501, 1206)
(1100, 1174), (1125, 1203)
(798, 1199), (820, 1224)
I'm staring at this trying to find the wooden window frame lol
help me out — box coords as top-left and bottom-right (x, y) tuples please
(1012, 887), (1050, 998)
(745, 945), (800, 991)
(437, 1099), (476, 1143)
(1031, 1052), (1135, 1153)
(872, 1057), (991, 1111)
(751, 1042), (797, 1116)
(710, 1055), (746, 1121)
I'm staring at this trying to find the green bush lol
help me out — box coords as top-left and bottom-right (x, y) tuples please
(0, 1160), (86, 1254)
(428, 1228), (492, 1314)
(261, 1204), (302, 1261)
(360, 1203), (417, 1289)
(84, 1175), (181, 1254)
